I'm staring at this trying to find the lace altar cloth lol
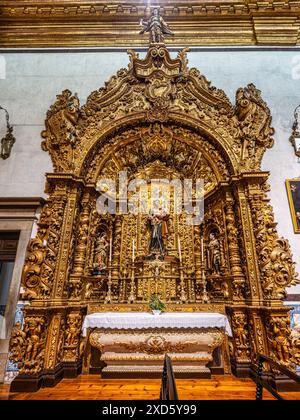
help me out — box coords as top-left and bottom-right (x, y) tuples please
(82, 312), (232, 337)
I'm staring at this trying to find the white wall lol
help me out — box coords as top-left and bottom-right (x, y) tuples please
(0, 49), (299, 293)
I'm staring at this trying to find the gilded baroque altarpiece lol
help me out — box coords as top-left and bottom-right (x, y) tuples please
(8, 38), (300, 389)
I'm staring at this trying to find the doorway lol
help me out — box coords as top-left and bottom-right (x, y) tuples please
(0, 232), (19, 340)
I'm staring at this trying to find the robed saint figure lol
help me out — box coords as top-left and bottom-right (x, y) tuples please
(148, 208), (169, 254)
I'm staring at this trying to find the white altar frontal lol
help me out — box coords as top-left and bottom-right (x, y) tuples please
(82, 312), (232, 378)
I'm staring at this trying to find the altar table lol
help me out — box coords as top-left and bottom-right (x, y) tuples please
(82, 312), (232, 378)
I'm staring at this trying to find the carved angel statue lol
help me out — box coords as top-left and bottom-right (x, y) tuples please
(65, 315), (81, 347)
(24, 319), (44, 362)
(139, 8), (174, 44)
(270, 318), (291, 363)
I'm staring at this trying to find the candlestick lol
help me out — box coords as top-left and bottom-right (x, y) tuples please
(109, 236), (112, 263)
(128, 258), (135, 303)
(201, 236), (204, 264)
(202, 267), (209, 303)
(178, 236), (182, 262)
(132, 239), (135, 262)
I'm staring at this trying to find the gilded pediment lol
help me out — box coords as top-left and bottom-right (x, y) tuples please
(42, 44), (274, 178)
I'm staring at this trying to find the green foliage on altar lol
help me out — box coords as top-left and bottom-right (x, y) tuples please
(149, 294), (166, 312)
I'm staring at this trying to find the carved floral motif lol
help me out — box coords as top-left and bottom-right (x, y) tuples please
(235, 83), (274, 169)
(250, 189), (299, 299)
(42, 89), (80, 172)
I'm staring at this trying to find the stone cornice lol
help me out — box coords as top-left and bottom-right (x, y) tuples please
(0, 197), (45, 209)
(1, 1), (300, 47)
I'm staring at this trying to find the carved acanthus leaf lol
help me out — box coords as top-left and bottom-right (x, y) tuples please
(235, 83), (274, 170)
(251, 193), (299, 299)
(41, 89), (80, 172)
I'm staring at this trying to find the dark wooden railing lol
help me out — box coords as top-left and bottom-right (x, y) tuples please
(160, 354), (178, 400)
(255, 353), (300, 400)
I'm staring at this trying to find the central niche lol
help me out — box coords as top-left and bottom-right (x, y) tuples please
(80, 123), (232, 304)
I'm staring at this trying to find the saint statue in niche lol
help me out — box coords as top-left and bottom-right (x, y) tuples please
(148, 203), (169, 256)
(93, 233), (109, 274)
(139, 8), (174, 44)
(207, 231), (221, 275)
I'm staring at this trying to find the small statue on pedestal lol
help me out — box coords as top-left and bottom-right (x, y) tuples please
(207, 232), (221, 275)
(92, 233), (109, 275)
(139, 8), (174, 44)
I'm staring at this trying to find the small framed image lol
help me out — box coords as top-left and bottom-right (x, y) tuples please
(286, 179), (300, 233)
(290, 133), (300, 158)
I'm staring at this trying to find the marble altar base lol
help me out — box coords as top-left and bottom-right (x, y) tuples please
(89, 328), (226, 379)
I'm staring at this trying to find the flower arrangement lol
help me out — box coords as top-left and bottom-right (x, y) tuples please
(149, 293), (166, 312)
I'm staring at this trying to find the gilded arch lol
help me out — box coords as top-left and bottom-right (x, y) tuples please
(10, 44), (300, 390)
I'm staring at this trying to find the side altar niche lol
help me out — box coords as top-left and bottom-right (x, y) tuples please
(9, 12), (300, 390)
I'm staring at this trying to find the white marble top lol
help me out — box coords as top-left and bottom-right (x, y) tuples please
(82, 312), (232, 337)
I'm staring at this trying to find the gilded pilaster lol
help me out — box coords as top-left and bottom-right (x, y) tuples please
(247, 308), (269, 365)
(49, 179), (82, 300)
(224, 193), (246, 302)
(72, 194), (91, 275)
(235, 185), (262, 304)
(43, 312), (64, 370)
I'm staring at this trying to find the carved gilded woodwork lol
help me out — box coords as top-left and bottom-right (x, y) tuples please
(11, 40), (300, 384)
(291, 326), (300, 366)
(87, 303), (227, 314)
(236, 83), (274, 170)
(230, 311), (251, 362)
(224, 195), (246, 301)
(248, 182), (299, 300)
(44, 313), (64, 370)
(21, 196), (66, 300)
(10, 315), (48, 376)
(2, 1), (300, 48)
(63, 311), (85, 362)
(264, 310), (294, 367)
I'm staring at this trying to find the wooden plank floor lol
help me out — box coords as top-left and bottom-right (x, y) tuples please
(1, 374), (299, 400)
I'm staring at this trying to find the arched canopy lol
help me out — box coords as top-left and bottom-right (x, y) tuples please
(41, 46), (274, 181)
